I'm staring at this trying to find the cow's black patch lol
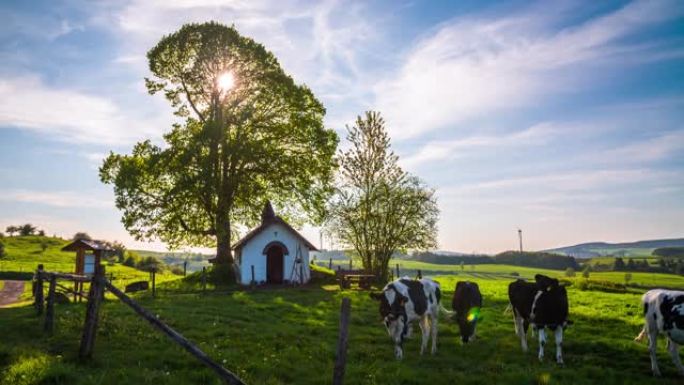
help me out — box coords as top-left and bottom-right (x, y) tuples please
(399, 279), (428, 316)
(435, 286), (441, 304)
(452, 281), (482, 342)
(510, 275), (569, 330)
(508, 279), (537, 321)
(644, 302), (649, 315)
(660, 294), (684, 331)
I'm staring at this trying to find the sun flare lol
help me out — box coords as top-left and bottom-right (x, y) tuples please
(217, 72), (234, 92)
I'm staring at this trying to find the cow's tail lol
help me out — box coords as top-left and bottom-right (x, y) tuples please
(634, 325), (647, 343)
(439, 304), (454, 317)
(503, 303), (513, 314)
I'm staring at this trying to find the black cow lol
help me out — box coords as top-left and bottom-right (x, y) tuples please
(451, 281), (482, 343)
(508, 274), (570, 364)
(634, 289), (684, 376)
(370, 278), (442, 359)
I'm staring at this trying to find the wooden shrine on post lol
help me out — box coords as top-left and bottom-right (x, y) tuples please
(61, 239), (113, 301)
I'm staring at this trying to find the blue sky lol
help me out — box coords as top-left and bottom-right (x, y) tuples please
(0, 0), (683, 253)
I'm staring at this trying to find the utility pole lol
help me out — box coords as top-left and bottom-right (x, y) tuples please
(518, 229), (523, 253)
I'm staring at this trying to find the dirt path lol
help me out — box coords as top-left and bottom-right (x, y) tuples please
(0, 280), (26, 307)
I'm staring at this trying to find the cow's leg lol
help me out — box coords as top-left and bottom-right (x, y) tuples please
(537, 327), (546, 362)
(666, 338), (684, 376)
(419, 316), (430, 355)
(513, 308), (520, 335)
(647, 326), (661, 376)
(515, 314), (528, 352)
(554, 327), (564, 365)
(430, 311), (438, 355)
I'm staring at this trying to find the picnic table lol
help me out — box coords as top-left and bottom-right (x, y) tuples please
(337, 271), (375, 290)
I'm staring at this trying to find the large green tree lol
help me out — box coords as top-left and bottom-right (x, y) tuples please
(101, 22), (338, 269)
(326, 111), (438, 283)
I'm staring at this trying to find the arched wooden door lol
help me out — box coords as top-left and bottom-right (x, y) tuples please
(266, 245), (284, 284)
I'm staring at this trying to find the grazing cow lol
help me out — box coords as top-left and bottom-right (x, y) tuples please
(370, 278), (442, 359)
(451, 281), (482, 343)
(508, 274), (570, 364)
(634, 289), (684, 377)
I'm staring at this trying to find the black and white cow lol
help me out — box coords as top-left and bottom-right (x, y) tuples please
(508, 274), (570, 364)
(634, 289), (684, 377)
(370, 278), (442, 359)
(451, 281), (482, 343)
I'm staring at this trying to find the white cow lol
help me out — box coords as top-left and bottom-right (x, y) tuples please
(370, 278), (442, 359)
(635, 289), (684, 376)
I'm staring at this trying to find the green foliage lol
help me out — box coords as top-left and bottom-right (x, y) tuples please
(582, 264), (592, 279)
(0, 241), (5, 258)
(653, 247), (684, 258)
(72, 232), (92, 241)
(101, 22), (338, 265)
(207, 263), (236, 286)
(5, 224), (39, 237)
(565, 267), (576, 277)
(326, 111), (438, 283)
(494, 251), (579, 270)
(624, 272), (633, 284)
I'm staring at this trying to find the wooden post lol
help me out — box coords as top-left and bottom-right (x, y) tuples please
(201, 267), (207, 294)
(395, 264), (400, 278)
(183, 260), (188, 276)
(44, 274), (57, 333)
(151, 269), (156, 298)
(332, 297), (351, 385)
(105, 282), (246, 385)
(329, 258), (333, 269)
(349, 259), (352, 270)
(417, 270), (422, 279)
(35, 264), (45, 315)
(79, 264), (105, 360)
(250, 265), (255, 286)
(299, 263), (304, 285)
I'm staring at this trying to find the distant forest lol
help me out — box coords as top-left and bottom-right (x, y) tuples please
(410, 251), (580, 270)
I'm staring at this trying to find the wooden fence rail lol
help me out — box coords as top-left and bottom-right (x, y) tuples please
(105, 281), (245, 385)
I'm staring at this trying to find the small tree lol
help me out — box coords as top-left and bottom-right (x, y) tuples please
(5, 226), (17, 237)
(18, 224), (37, 236)
(624, 272), (633, 285)
(613, 257), (625, 271)
(38, 229), (46, 236)
(0, 240), (5, 258)
(582, 265), (591, 279)
(565, 267), (576, 277)
(73, 232), (92, 241)
(326, 112), (438, 283)
(39, 239), (49, 253)
(460, 261), (465, 271)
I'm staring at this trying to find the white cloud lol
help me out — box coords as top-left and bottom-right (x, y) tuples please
(0, 75), (168, 145)
(400, 122), (560, 168)
(375, 0), (684, 140)
(0, 189), (113, 209)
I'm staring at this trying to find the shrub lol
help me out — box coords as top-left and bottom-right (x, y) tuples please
(565, 267), (576, 277)
(0, 241), (5, 258)
(576, 279), (626, 293)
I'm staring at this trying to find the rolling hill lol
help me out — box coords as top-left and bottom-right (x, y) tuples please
(545, 238), (684, 258)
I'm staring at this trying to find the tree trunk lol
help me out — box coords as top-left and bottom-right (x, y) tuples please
(215, 212), (233, 265)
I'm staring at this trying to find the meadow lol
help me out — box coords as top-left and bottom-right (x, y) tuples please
(3, 238), (684, 384)
(2, 273), (684, 384)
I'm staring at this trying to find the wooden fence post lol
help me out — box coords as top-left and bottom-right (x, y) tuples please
(417, 270), (422, 279)
(332, 297), (351, 385)
(250, 265), (255, 286)
(151, 269), (156, 298)
(34, 264), (45, 315)
(183, 260), (187, 276)
(395, 264), (400, 279)
(349, 259), (352, 270)
(329, 258), (333, 270)
(79, 264), (105, 360)
(44, 274), (57, 333)
(201, 267), (207, 294)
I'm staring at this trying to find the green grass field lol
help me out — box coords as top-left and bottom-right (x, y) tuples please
(2, 272), (684, 384)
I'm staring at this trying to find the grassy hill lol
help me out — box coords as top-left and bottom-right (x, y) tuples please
(0, 236), (179, 289)
(546, 238), (684, 258)
(2, 272), (684, 384)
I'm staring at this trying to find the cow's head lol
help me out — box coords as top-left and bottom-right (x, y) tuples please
(370, 288), (408, 340)
(535, 274), (559, 291)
